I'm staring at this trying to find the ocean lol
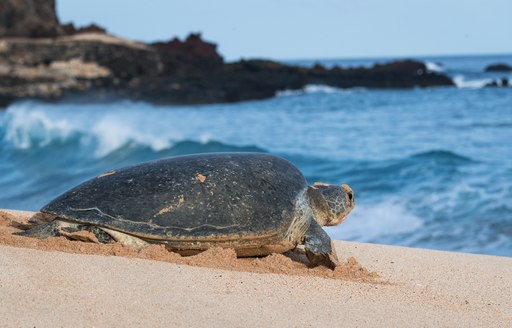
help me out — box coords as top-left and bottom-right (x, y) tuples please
(1, 54), (511, 256)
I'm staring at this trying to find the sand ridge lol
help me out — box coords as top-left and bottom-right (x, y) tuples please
(0, 209), (380, 282)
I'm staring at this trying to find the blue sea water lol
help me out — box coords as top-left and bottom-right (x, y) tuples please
(1, 54), (511, 256)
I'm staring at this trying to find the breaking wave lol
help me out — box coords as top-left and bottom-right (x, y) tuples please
(326, 200), (424, 242)
(452, 75), (491, 89)
(424, 61), (444, 73)
(0, 103), (266, 158)
(276, 84), (349, 97)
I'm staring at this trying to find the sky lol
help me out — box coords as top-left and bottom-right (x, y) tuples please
(57, 0), (512, 61)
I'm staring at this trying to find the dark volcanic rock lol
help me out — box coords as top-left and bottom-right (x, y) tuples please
(152, 33), (222, 62)
(0, 37), (162, 78)
(0, 0), (453, 107)
(129, 60), (306, 104)
(0, 35), (162, 102)
(0, 0), (455, 107)
(304, 60), (453, 89)
(0, 34), (455, 106)
(151, 33), (223, 75)
(0, 0), (63, 38)
(484, 77), (510, 88)
(122, 59), (453, 105)
(61, 23), (107, 36)
(485, 63), (512, 72)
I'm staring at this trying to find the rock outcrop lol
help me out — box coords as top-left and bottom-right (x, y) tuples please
(0, 0), (455, 107)
(485, 63), (512, 72)
(151, 33), (223, 76)
(484, 78), (510, 88)
(0, 0), (63, 38)
(61, 23), (107, 36)
(0, 34), (455, 106)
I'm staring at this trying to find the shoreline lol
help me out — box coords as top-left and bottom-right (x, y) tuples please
(1, 209), (511, 326)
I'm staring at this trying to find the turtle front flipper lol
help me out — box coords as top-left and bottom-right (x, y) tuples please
(304, 219), (339, 270)
(14, 220), (72, 238)
(14, 219), (113, 244)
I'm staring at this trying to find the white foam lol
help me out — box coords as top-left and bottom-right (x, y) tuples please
(326, 200), (424, 242)
(1, 103), (175, 157)
(198, 133), (213, 144)
(425, 61), (444, 73)
(2, 105), (73, 149)
(276, 84), (346, 97)
(304, 84), (344, 93)
(452, 75), (491, 89)
(89, 115), (172, 157)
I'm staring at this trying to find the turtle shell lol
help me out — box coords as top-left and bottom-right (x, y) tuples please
(42, 153), (308, 246)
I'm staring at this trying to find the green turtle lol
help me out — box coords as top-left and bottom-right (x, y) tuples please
(16, 153), (354, 269)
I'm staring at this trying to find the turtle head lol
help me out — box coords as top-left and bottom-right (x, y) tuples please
(307, 183), (355, 226)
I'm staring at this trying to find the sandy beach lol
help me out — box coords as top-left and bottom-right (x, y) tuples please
(0, 209), (511, 327)
(1, 1), (511, 327)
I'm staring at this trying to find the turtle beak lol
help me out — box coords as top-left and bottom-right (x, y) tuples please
(342, 184), (355, 208)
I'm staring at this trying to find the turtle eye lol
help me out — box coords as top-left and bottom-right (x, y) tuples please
(347, 191), (354, 202)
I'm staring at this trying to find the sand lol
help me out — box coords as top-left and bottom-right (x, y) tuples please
(0, 209), (511, 327)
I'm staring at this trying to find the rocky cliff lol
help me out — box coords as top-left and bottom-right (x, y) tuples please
(0, 0), (63, 38)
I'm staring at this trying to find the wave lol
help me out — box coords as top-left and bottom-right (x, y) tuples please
(452, 75), (492, 89)
(326, 199), (424, 242)
(409, 150), (473, 163)
(276, 84), (349, 97)
(1, 107), (75, 150)
(0, 104), (266, 158)
(469, 122), (512, 128)
(1, 107), (170, 157)
(341, 149), (474, 176)
(162, 140), (265, 154)
(424, 61), (445, 73)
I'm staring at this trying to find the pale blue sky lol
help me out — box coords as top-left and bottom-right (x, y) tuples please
(57, 0), (512, 61)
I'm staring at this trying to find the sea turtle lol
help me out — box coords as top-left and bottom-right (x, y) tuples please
(16, 153), (354, 269)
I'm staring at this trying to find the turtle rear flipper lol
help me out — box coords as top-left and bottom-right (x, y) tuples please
(99, 227), (148, 249)
(304, 219), (339, 270)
